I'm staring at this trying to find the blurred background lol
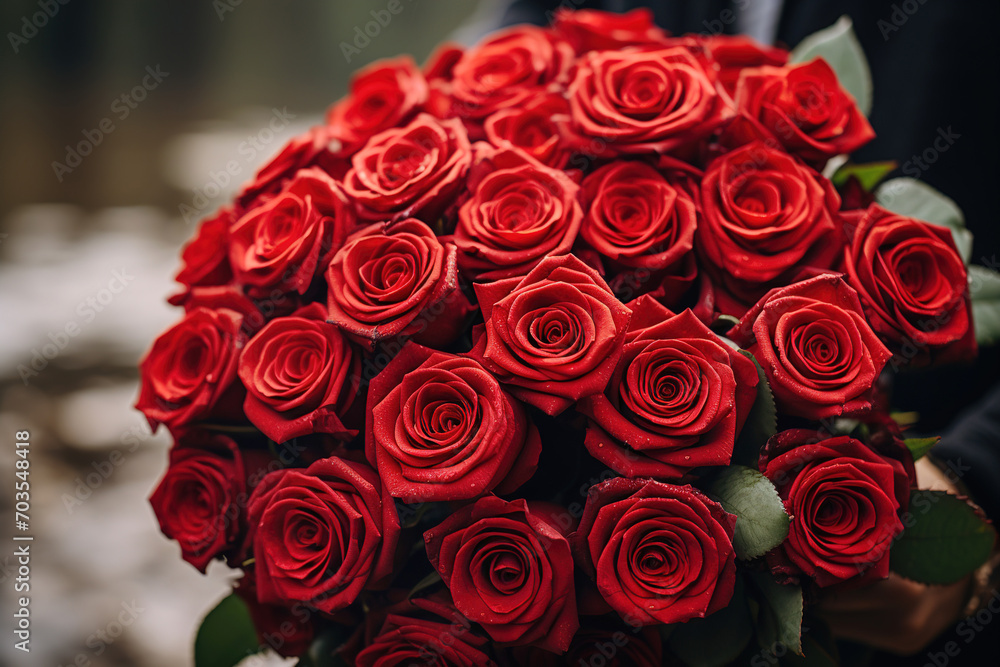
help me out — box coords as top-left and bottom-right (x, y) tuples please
(0, 2), (496, 665)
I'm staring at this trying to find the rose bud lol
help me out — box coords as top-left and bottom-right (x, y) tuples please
(366, 343), (540, 502)
(325, 218), (474, 350)
(572, 477), (737, 625)
(760, 429), (911, 586)
(245, 456), (399, 614)
(727, 273), (893, 420)
(237, 303), (361, 444)
(468, 253), (632, 416)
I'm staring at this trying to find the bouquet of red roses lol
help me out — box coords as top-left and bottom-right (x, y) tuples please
(139, 9), (1000, 667)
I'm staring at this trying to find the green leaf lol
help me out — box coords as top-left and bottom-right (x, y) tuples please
(903, 437), (939, 461)
(408, 571), (443, 599)
(709, 466), (790, 560)
(194, 594), (262, 667)
(669, 577), (752, 667)
(295, 626), (352, 667)
(890, 490), (997, 585)
(730, 350), (778, 467)
(969, 265), (1000, 346)
(746, 572), (803, 656)
(789, 16), (872, 116)
(875, 177), (972, 263)
(831, 161), (897, 191)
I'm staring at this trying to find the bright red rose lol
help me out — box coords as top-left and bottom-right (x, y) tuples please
(235, 125), (339, 213)
(149, 430), (266, 572)
(325, 55), (428, 154)
(568, 46), (731, 156)
(136, 306), (245, 432)
(760, 429), (911, 587)
(572, 477), (737, 625)
(424, 497), (578, 652)
(246, 456), (399, 614)
(355, 595), (497, 667)
(325, 218), (473, 349)
(454, 148), (582, 281)
(553, 7), (670, 53)
(234, 576), (315, 658)
(578, 307), (759, 479)
(727, 273), (893, 419)
(343, 114), (472, 223)
(483, 93), (577, 169)
(229, 167), (354, 298)
(366, 343), (540, 502)
(175, 207), (233, 290)
(696, 141), (842, 315)
(237, 303), (361, 444)
(700, 35), (788, 97)
(734, 59), (875, 164)
(842, 203), (974, 364)
(468, 254), (632, 416)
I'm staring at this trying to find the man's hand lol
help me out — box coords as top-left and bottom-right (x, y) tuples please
(817, 458), (971, 655)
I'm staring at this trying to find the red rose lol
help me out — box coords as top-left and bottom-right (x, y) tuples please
(175, 208), (233, 290)
(424, 497), (578, 652)
(553, 8), (670, 54)
(572, 477), (737, 625)
(727, 274), (893, 419)
(234, 576), (315, 658)
(700, 35), (788, 97)
(696, 141), (842, 314)
(454, 148), (582, 281)
(842, 203), (974, 364)
(149, 430), (264, 572)
(760, 429), (910, 586)
(229, 167), (354, 298)
(366, 343), (540, 502)
(237, 303), (361, 444)
(578, 158), (699, 300)
(136, 306), (245, 432)
(734, 59), (875, 164)
(430, 26), (572, 134)
(325, 218), (473, 349)
(568, 46), (731, 156)
(235, 126), (338, 213)
(343, 113), (472, 223)
(578, 307), (759, 479)
(325, 56), (428, 155)
(483, 93), (577, 169)
(355, 595), (496, 667)
(468, 254), (632, 416)
(246, 456), (399, 614)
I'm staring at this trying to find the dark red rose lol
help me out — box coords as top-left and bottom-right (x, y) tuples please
(568, 46), (731, 156)
(356, 595), (496, 667)
(429, 26), (572, 134)
(175, 208), (233, 289)
(734, 59), (875, 164)
(424, 497), (578, 652)
(237, 303), (361, 444)
(578, 159), (699, 299)
(325, 218), (473, 349)
(366, 343), (540, 502)
(468, 254), (632, 416)
(727, 273), (892, 419)
(234, 575), (315, 658)
(572, 477), (737, 625)
(235, 126), (338, 213)
(696, 141), (843, 315)
(136, 306), (245, 432)
(483, 93), (577, 169)
(229, 167), (354, 298)
(454, 148), (582, 281)
(325, 56), (429, 155)
(700, 35), (788, 97)
(246, 456), (399, 614)
(842, 203), (974, 364)
(578, 307), (759, 479)
(343, 114), (472, 223)
(149, 430), (262, 572)
(760, 429), (910, 587)
(553, 7), (670, 54)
